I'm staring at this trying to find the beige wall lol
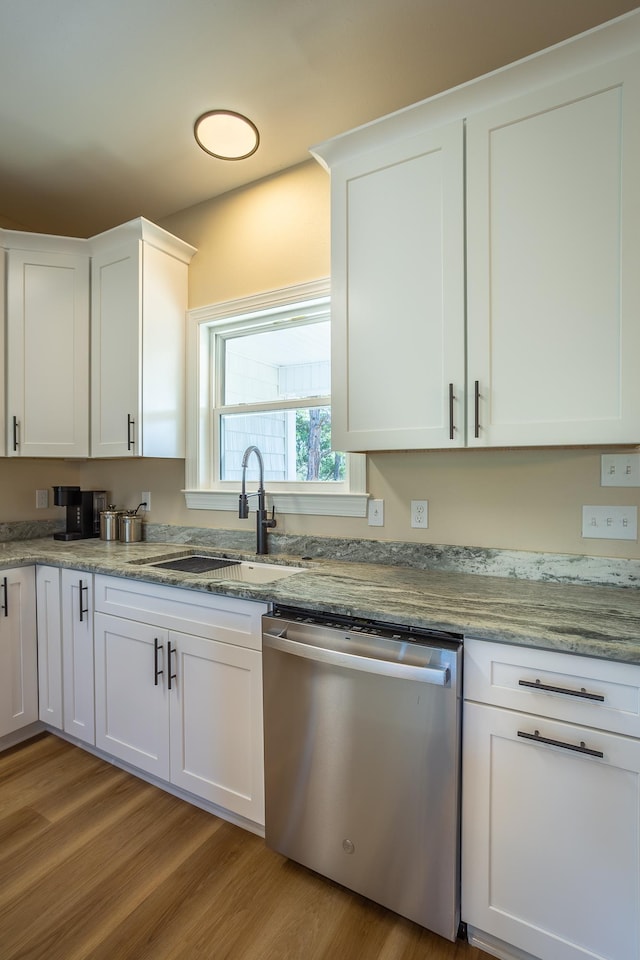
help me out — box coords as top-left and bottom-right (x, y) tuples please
(0, 459), (81, 523)
(3, 160), (639, 561)
(163, 160), (330, 308)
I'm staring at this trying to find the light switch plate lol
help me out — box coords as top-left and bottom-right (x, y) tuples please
(601, 454), (640, 487)
(582, 505), (638, 540)
(368, 499), (384, 526)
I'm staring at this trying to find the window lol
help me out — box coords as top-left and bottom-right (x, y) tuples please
(184, 280), (367, 517)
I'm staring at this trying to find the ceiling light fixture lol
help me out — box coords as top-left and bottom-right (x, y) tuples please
(193, 110), (260, 160)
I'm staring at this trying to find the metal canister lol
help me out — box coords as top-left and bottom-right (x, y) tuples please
(119, 512), (143, 543)
(100, 506), (123, 541)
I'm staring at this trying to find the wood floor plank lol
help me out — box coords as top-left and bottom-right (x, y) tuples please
(0, 806), (50, 859)
(0, 737), (110, 820)
(1, 793), (222, 960)
(0, 766), (157, 907)
(84, 821), (267, 960)
(0, 734), (490, 960)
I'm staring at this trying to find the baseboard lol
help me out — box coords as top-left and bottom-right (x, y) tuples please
(0, 721), (45, 754)
(467, 926), (541, 960)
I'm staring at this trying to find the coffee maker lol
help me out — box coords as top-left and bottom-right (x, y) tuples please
(52, 486), (107, 540)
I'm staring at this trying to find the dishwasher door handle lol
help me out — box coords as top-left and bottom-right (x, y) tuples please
(263, 629), (450, 685)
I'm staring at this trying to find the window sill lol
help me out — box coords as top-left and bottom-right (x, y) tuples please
(183, 489), (369, 518)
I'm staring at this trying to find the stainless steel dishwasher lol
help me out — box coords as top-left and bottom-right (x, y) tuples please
(262, 605), (463, 941)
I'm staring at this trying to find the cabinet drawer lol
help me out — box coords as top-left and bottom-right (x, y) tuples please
(94, 575), (268, 650)
(464, 637), (640, 737)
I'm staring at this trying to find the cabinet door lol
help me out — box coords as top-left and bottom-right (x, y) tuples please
(462, 700), (640, 960)
(330, 121), (465, 451)
(466, 55), (640, 446)
(90, 241), (141, 457)
(169, 630), (264, 823)
(0, 567), (38, 736)
(90, 236), (188, 459)
(36, 565), (63, 729)
(61, 570), (95, 744)
(94, 612), (170, 778)
(6, 249), (89, 456)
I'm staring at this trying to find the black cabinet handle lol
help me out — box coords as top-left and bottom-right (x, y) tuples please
(154, 638), (163, 686)
(448, 383), (455, 440)
(127, 414), (135, 451)
(1, 577), (7, 617)
(518, 678), (604, 702)
(167, 641), (177, 690)
(12, 416), (19, 452)
(78, 579), (89, 622)
(474, 380), (480, 439)
(517, 729), (603, 759)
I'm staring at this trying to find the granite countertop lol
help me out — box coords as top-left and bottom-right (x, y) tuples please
(1, 537), (639, 664)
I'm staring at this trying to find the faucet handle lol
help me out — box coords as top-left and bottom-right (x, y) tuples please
(264, 505), (276, 529)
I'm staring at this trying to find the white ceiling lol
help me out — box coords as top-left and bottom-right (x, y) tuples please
(1, 0), (637, 238)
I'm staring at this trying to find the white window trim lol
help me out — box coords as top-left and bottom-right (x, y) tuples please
(183, 279), (368, 517)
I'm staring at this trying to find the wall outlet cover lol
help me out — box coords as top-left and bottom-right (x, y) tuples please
(411, 500), (428, 528)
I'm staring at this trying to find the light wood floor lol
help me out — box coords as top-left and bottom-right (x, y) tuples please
(0, 734), (490, 960)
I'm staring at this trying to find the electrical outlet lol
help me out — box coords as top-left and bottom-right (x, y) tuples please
(35, 489), (49, 509)
(411, 500), (428, 528)
(367, 499), (384, 526)
(581, 505), (638, 540)
(141, 491), (151, 511)
(601, 454), (640, 487)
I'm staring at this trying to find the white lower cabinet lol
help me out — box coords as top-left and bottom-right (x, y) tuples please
(36, 565), (63, 728)
(0, 566), (38, 737)
(61, 569), (95, 744)
(36, 566), (95, 743)
(168, 629), (263, 822)
(93, 575), (267, 826)
(462, 638), (640, 960)
(94, 614), (170, 778)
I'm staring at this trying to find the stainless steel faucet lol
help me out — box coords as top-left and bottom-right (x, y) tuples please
(239, 445), (276, 555)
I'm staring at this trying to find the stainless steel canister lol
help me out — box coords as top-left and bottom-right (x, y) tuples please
(100, 506), (123, 541)
(119, 512), (143, 543)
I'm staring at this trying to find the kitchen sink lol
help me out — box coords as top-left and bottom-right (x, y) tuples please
(139, 553), (307, 584)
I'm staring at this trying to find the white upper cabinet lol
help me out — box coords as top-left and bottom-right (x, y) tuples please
(313, 11), (640, 451)
(466, 55), (640, 446)
(89, 218), (196, 458)
(4, 234), (90, 457)
(326, 122), (465, 451)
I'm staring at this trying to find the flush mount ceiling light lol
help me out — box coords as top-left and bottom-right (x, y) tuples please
(194, 110), (260, 160)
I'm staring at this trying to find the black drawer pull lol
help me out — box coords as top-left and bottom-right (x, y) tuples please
(1, 577), (7, 617)
(448, 383), (455, 440)
(154, 638), (163, 686)
(519, 678), (604, 702)
(473, 380), (480, 438)
(127, 414), (135, 451)
(78, 579), (89, 622)
(167, 641), (177, 690)
(518, 729), (603, 759)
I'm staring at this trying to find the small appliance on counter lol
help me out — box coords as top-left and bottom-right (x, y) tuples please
(52, 486), (107, 541)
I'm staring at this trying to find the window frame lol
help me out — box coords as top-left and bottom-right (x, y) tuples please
(183, 279), (368, 517)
